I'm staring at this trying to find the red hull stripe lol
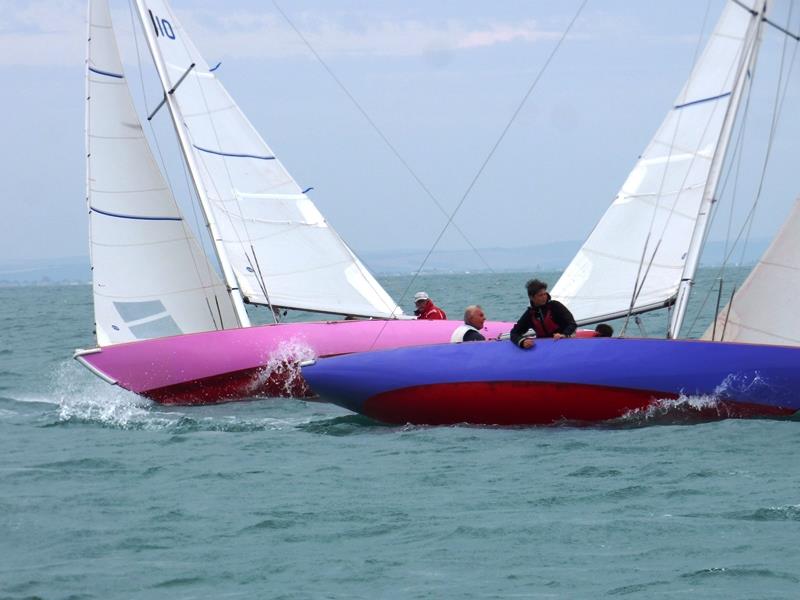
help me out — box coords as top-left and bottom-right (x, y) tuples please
(145, 365), (312, 405)
(362, 381), (795, 426)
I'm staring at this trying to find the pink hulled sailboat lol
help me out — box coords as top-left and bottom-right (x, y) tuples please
(75, 0), (513, 404)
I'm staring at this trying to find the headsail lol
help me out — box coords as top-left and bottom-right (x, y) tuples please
(132, 0), (402, 318)
(703, 198), (800, 347)
(86, 0), (237, 346)
(552, 0), (765, 326)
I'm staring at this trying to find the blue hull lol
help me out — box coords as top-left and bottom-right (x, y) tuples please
(301, 338), (800, 425)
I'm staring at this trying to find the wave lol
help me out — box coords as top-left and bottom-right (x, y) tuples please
(681, 566), (799, 583)
(621, 394), (722, 421)
(607, 394), (758, 427)
(296, 413), (388, 436)
(726, 504), (800, 522)
(27, 360), (346, 432)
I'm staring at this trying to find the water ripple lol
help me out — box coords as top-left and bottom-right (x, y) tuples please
(681, 567), (799, 583)
(568, 466), (623, 478)
(730, 505), (800, 522)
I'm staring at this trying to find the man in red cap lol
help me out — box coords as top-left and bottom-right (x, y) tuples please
(414, 291), (447, 320)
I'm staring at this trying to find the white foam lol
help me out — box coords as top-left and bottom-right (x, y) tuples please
(39, 359), (329, 431)
(249, 337), (316, 397)
(620, 393), (722, 422)
(48, 360), (161, 428)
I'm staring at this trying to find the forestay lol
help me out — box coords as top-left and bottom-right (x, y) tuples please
(133, 0), (401, 318)
(552, 0), (761, 325)
(703, 198), (800, 347)
(86, 0), (237, 346)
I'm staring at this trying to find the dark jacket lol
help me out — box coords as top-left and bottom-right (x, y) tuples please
(510, 294), (577, 346)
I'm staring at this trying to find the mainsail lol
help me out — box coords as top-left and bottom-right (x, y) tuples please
(703, 198), (800, 347)
(132, 0), (401, 318)
(86, 0), (238, 346)
(552, 0), (765, 326)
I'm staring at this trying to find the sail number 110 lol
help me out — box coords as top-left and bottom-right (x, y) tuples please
(148, 9), (176, 40)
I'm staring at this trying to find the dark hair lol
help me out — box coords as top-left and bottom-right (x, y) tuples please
(525, 279), (548, 297)
(594, 323), (613, 337)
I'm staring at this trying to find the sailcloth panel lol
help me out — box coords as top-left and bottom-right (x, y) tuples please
(87, 0), (237, 346)
(552, 0), (758, 324)
(703, 199), (800, 346)
(137, 0), (401, 317)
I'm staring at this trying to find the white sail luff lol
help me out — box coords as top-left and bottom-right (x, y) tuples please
(131, 0), (251, 328)
(86, 0), (238, 345)
(668, 0), (767, 339)
(551, 0), (765, 327)
(84, 0), (93, 302)
(130, 0), (402, 319)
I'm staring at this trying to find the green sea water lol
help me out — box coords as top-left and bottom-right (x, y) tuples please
(1, 270), (799, 599)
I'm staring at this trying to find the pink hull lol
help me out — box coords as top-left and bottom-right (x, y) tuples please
(75, 319), (513, 405)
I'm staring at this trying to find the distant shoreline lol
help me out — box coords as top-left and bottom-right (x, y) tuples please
(1, 239), (767, 286)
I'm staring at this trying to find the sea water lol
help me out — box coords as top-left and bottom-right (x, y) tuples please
(1, 270), (799, 599)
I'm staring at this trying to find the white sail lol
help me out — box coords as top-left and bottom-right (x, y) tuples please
(86, 0), (237, 346)
(703, 198), (800, 346)
(132, 0), (402, 318)
(552, 0), (763, 325)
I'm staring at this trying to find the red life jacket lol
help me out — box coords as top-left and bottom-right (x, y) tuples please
(416, 300), (447, 320)
(530, 305), (560, 338)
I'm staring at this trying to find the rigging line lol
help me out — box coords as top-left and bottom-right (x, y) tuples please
(359, 0), (588, 344)
(390, 0), (589, 316)
(85, 12), (96, 304)
(619, 236), (662, 337)
(165, 18), (294, 313)
(682, 79), (755, 335)
(271, 0), (496, 275)
(764, 17), (800, 40)
(246, 247), (278, 323)
(161, 28), (263, 312)
(641, 2), (762, 339)
(675, 70), (756, 334)
(739, 0), (797, 265)
(186, 61), (284, 314)
(214, 296), (225, 330)
(620, 0), (713, 335)
(722, 87), (752, 261)
(711, 277), (723, 340)
(127, 0), (222, 329)
(720, 284), (737, 341)
(684, 25), (798, 336)
(682, 40), (764, 334)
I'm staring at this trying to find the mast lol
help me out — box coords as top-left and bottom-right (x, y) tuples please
(131, 0), (250, 328)
(667, 0), (767, 338)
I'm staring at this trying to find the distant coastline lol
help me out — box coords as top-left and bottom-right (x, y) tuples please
(1, 238), (769, 285)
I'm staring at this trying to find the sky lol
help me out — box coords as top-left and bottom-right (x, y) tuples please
(2, 0), (799, 266)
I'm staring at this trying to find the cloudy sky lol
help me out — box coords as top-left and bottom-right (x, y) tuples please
(3, 0), (799, 265)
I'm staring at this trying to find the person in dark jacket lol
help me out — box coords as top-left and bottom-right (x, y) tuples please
(510, 279), (577, 349)
(413, 291), (447, 320)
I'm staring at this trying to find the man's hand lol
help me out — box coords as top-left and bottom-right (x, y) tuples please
(553, 333), (571, 340)
(521, 338), (535, 349)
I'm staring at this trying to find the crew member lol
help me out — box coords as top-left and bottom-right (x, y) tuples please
(594, 323), (613, 337)
(414, 291), (447, 320)
(450, 305), (487, 342)
(510, 279), (577, 349)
